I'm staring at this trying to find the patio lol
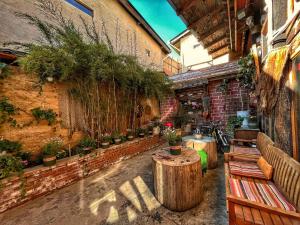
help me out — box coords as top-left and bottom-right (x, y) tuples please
(1, 0), (300, 225)
(0, 145), (227, 225)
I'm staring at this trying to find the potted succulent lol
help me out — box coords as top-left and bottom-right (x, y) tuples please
(42, 138), (63, 166)
(112, 131), (122, 145)
(101, 135), (112, 149)
(126, 129), (135, 141)
(136, 128), (145, 138)
(78, 137), (96, 155)
(163, 128), (182, 155)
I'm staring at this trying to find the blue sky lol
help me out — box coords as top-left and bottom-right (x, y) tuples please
(129, 0), (186, 54)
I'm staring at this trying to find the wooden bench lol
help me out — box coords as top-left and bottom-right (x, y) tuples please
(228, 132), (274, 162)
(225, 144), (300, 225)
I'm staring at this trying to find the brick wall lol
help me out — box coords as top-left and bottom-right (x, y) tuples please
(160, 79), (250, 126)
(160, 97), (179, 122)
(208, 79), (249, 126)
(0, 136), (164, 213)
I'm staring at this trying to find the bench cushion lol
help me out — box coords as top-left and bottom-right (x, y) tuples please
(229, 161), (267, 179)
(229, 178), (296, 211)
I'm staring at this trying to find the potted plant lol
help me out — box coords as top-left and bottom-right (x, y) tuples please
(152, 120), (161, 135)
(136, 128), (145, 138)
(126, 129), (135, 141)
(147, 125), (153, 135)
(78, 137), (96, 155)
(101, 135), (112, 149)
(112, 131), (122, 145)
(42, 138), (63, 166)
(237, 53), (256, 128)
(16, 151), (31, 168)
(226, 116), (244, 138)
(163, 128), (182, 155)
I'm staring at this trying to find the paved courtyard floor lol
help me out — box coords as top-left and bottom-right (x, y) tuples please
(0, 144), (228, 225)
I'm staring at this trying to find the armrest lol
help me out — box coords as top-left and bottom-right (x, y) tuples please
(227, 194), (300, 220)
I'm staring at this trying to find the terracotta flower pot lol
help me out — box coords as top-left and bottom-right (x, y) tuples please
(101, 142), (110, 149)
(139, 133), (145, 138)
(43, 155), (56, 166)
(169, 146), (182, 155)
(148, 130), (153, 135)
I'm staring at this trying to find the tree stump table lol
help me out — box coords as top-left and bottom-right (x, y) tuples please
(152, 148), (203, 211)
(182, 136), (218, 169)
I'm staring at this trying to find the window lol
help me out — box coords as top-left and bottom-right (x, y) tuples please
(145, 49), (151, 57)
(193, 44), (201, 49)
(65, 0), (93, 17)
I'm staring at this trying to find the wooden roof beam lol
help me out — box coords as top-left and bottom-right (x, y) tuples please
(188, 6), (225, 29)
(177, 0), (197, 16)
(212, 48), (230, 59)
(208, 43), (229, 54)
(198, 22), (228, 40)
(203, 34), (228, 48)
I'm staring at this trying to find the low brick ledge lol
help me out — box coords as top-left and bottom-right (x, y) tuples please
(0, 135), (165, 213)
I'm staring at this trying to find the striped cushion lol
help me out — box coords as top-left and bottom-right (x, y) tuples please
(229, 178), (296, 211)
(232, 146), (261, 155)
(229, 161), (267, 179)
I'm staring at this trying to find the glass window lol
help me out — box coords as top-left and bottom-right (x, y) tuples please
(65, 0), (93, 17)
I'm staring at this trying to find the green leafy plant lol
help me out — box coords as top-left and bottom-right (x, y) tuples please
(42, 138), (63, 156)
(8, 0), (173, 139)
(173, 115), (189, 129)
(31, 107), (56, 125)
(0, 139), (22, 154)
(78, 137), (96, 149)
(111, 131), (121, 139)
(0, 63), (11, 80)
(163, 128), (182, 146)
(238, 54), (256, 90)
(136, 128), (145, 135)
(226, 116), (244, 138)
(102, 135), (112, 144)
(217, 79), (229, 94)
(0, 97), (17, 125)
(0, 155), (23, 179)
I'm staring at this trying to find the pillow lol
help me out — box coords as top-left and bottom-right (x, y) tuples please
(257, 157), (273, 180)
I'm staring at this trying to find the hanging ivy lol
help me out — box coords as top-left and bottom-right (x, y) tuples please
(0, 97), (17, 125)
(237, 53), (256, 90)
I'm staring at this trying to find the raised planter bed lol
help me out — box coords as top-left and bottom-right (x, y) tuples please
(0, 136), (164, 213)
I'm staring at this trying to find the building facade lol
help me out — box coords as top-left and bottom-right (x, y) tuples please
(170, 30), (229, 72)
(0, 0), (170, 71)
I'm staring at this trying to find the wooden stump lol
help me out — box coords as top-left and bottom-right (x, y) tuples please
(152, 148), (203, 211)
(194, 140), (218, 169)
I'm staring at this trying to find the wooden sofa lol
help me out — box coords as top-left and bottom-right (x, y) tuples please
(225, 139), (300, 225)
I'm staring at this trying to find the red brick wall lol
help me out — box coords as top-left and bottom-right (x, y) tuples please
(160, 97), (178, 122)
(208, 79), (249, 126)
(160, 79), (250, 126)
(0, 136), (164, 213)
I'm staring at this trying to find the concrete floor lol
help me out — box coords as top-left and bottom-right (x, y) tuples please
(0, 145), (228, 225)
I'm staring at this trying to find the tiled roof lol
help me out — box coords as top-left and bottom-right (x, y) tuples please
(170, 61), (240, 84)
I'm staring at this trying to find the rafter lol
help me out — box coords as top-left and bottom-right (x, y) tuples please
(208, 43), (229, 54)
(204, 34), (228, 48)
(198, 22), (228, 40)
(212, 48), (230, 59)
(177, 0), (196, 16)
(188, 6), (225, 29)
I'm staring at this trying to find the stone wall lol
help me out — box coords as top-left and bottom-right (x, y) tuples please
(0, 135), (163, 213)
(0, 67), (84, 155)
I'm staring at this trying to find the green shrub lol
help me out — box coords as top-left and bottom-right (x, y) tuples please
(163, 128), (181, 146)
(78, 137), (96, 149)
(0, 139), (22, 154)
(42, 138), (63, 156)
(0, 155), (23, 179)
(31, 107), (56, 125)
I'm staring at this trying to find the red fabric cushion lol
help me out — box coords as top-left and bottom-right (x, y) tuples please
(229, 161), (267, 179)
